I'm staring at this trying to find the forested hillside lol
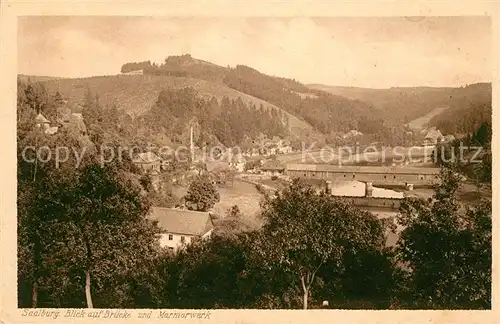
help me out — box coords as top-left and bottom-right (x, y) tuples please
(309, 83), (492, 128)
(18, 78), (289, 149)
(139, 87), (289, 147)
(24, 54), (491, 148)
(427, 83), (492, 135)
(118, 55), (394, 140)
(223, 65), (386, 135)
(38, 75), (315, 139)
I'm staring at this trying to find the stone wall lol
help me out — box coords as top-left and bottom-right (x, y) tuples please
(339, 196), (401, 210)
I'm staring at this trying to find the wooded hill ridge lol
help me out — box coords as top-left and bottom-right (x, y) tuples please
(20, 54), (492, 147)
(309, 82), (492, 132)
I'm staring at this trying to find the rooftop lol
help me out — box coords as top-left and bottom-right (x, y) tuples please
(261, 160), (285, 171)
(72, 112), (83, 119)
(425, 129), (444, 140)
(133, 151), (161, 164)
(148, 207), (214, 236)
(286, 163), (440, 175)
(35, 113), (50, 124)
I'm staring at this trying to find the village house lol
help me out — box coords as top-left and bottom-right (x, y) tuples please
(276, 139), (293, 154)
(54, 104), (89, 136)
(249, 148), (260, 157)
(35, 113), (59, 135)
(132, 151), (162, 173)
(278, 145), (293, 154)
(443, 134), (456, 143)
(35, 113), (50, 129)
(260, 160), (286, 176)
(343, 129), (363, 139)
(228, 154), (246, 172)
(148, 207), (215, 252)
(205, 160), (231, 184)
(423, 128), (444, 146)
(122, 69), (144, 75)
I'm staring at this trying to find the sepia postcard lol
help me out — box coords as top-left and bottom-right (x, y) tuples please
(1, 1), (499, 323)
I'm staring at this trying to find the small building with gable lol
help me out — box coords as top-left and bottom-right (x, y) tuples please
(228, 154), (246, 172)
(423, 128), (444, 146)
(122, 69), (144, 75)
(132, 152), (162, 174)
(148, 207), (215, 252)
(35, 113), (50, 128)
(35, 113), (60, 135)
(260, 160), (285, 176)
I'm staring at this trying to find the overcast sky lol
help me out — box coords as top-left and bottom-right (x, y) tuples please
(18, 16), (491, 88)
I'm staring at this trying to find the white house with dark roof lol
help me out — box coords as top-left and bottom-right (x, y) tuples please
(35, 113), (60, 135)
(443, 134), (456, 143)
(148, 207), (215, 252)
(423, 129), (444, 146)
(35, 113), (50, 129)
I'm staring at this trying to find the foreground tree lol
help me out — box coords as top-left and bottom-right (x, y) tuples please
(226, 205), (242, 219)
(396, 168), (492, 309)
(257, 179), (388, 309)
(167, 234), (253, 308)
(26, 158), (162, 308)
(17, 125), (87, 307)
(184, 174), (220, 212)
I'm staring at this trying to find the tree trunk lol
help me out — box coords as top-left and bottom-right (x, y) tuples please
(31, 233), (41, 308)
(81, 228), (94, 308)
(85, 270), (93, 308)
(300, 274), (308, 310)
(32, 281), (38, 308)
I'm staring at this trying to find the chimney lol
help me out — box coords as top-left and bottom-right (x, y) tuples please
(365, 182), (373, 197)
(190, 125), (194, 161)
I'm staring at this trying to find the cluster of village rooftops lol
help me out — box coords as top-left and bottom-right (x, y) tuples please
(34, 111), (444, 252)
(141, 159), (440, 252)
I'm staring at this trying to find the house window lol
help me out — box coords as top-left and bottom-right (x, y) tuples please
(180, 236), (185, 243)
(343, 174), (346, 178)
(384, 175), (387, 179)
(393, 175), (396, 179)
(352, 174), (355, 179)
(168, 234), (173, 241)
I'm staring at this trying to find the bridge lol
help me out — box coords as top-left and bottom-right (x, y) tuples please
(286, 163), (440, 187)
(338, 196), (401, 210)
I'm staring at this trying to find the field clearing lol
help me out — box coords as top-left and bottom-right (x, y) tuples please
(406, 106), (450, 130)
(213, 180), (263, 219)
(171, 179), (264, 223)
